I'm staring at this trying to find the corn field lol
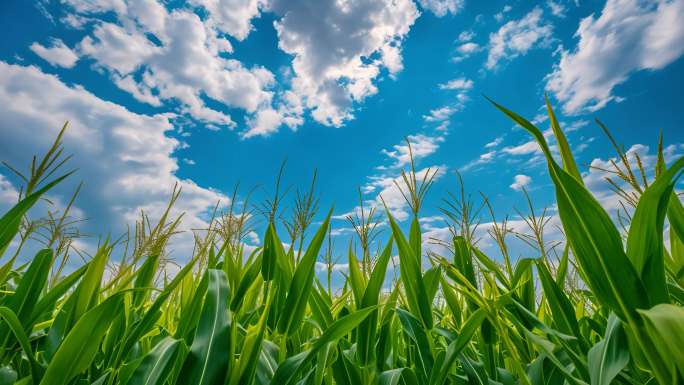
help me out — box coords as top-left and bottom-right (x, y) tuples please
(0, 99), (683, 385)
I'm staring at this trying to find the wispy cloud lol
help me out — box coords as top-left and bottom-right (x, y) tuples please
(546, 0), (684, 114)
(487, 7), (554, 70)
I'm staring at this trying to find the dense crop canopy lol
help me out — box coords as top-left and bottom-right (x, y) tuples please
(0, 101), (683, 385)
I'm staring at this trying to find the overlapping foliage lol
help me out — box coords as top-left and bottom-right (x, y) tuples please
(0, 100), (683, 385)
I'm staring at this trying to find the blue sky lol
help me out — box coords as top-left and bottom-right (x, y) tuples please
(1, 0), (684, 272)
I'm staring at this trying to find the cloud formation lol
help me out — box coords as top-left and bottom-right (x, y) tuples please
(270, 0), (419, 128)
(487, 7), (553, 69)
(546, 0), (684, 114)
(30, 38), (80, 68)
(0, 62), (226, 256)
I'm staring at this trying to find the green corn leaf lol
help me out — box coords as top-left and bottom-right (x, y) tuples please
(261, 223), (278, 281)
(423, 266), (441, 305)
(396, 308), (433, 382)
(276, 208), (332, 335)
(177, 269), (231, 385)
(114, 256), (197, 368)
(357, 238), (393, 365)
(0, 249), (52, 350)
(0, 307), (44, 385)
(309, 282), (333, 329)
(472, 246), (510, 289)
(409, 215), (422, 262)
(0, 366), (17, 385)
(45, 241), (112, 357)
(71, 242), (111, 321)
(430, 308), (487, 385)
(489, 97), (649, 319)
(536, 261), (580, 338)
(176, 271), (208, 343)
(626, 157), (684, 305)
(637, 304), (684, 381)
(587, 314), (629, 385)
(230, 252), (262, 312)
(229, 294), (272, 385)
(440, 277), (462, 323)
(545, 95), (581, 182)
(387, 210), (433, 329)
(270, 307), (376, 385)
(347, 242), (366, 307)
(123, 337), (184, 385)
(39, 293), (124, 385)
(132, 254), (161, 308)
(0, 172), (72, 257)
(378, 368), (419, 385)
(28, 263), (88, 328)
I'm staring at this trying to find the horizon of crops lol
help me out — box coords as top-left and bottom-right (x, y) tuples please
(0, 98), (683, 385)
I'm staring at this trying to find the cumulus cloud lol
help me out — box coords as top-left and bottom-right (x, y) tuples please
(494, 5), (513, 22)
(189, 0), (265, 41)
(65, 0), (275, 130)
(0, 175), (19, 213)
(49, 0), (426, 137)
(382, 134), (445, 167)
(0, 62), (226, 258)
(546, 0), (684, 114)
(438, 77), (473, 90)
(486, 7), (553, 69)
(452, 30), (482, 62)
(547, 0), (567, 18)
(424, 76), (473, 130)
(29, 38), (79, 68)
(417, 0), (464, 17)
(271, 0), (419, 127)
(242, 108), (283, 139)
(502, 140), (543, 155)
(510, 174), (532, 191)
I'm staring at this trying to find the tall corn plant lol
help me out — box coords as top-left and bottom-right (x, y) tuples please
(0, 105), (682, 385)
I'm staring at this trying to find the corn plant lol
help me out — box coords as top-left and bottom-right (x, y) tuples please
(0, 98), (682, 385)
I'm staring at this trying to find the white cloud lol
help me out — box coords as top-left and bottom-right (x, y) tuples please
(452, 41), (482, 62)
(458, 30), (475, 42)
(424, 77), (473, 130)
(29, 38), (79, 68)
(460, 150), (497, 171)
(546, 0), (684, 114)
(315, 261), (349, 273)
(485, 136), (504, 148)
(457, 42), (480, 54)
(510, 174), (532, 191)
(381, 134), (445, 167)
(417, 0), (464, 17)
(487, 7), (553, 69)
(452, 30), (481, 62)
(189, 0), (265, 41)
(494, 5), (513, 22)
(547, 0), (567, 17)
(51, 0), (427, 137)
(502, 140), (542, 155)
(242, 108), (283, 138)
(0, 62), (226, 258)
(0, 175), (19, 213)
(271, 0), (419, 127)
(424, 105), (456, 123)
(438, 77), (474, 90)
(66, 0), (276, 131)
